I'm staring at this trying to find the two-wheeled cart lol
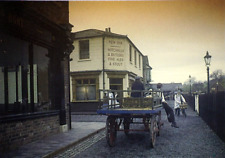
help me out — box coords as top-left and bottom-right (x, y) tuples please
(97, 90), (163, 148)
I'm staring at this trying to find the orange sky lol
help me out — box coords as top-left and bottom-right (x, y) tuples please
(69, 0), (225, 83)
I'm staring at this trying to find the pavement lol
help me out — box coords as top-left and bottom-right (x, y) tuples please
(1, 114), (106, 158)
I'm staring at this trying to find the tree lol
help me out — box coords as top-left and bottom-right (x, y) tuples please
(210, 69), (224, 80)
(183, 77), (206, 93)
(183, 70), (225, 94)
(210, 69), (225, 92)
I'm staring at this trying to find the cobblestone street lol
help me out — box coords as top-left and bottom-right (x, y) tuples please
(57, 100), (225, 158)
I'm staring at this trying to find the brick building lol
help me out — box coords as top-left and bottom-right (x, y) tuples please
(70, 28), (152, 112)
(0, 2), (73, 152)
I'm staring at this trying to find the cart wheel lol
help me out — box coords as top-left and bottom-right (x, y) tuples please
(149, 116), (157, 148)
(156, 111), (161, 136)
(106, 116), (117, 147)
(123, 118), (130, 136)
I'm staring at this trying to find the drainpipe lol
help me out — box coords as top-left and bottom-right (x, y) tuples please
(68, 56), (72, 130)
(102, 36), (105, 91)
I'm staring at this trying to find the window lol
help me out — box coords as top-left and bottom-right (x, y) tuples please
(75, 79), (96, 101)
(109, 78), (123, 91)
(0, 33), (52, 115)
(139, 54), (141, 68)
(129, 45), (132, 63)
(134, 50), (137, 66)
(33, 45), (50, 111)
(79, 40), (89, 59)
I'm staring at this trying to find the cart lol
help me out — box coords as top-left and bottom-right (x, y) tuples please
(97, 89), (163, 148)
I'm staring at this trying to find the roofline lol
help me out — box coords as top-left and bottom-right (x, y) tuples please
(72, 29), (144, 57)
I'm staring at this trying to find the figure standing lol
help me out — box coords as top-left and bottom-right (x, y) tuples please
(131, 76), (145, 97)
(161, 92), (179, 128)
(174, 90), (186, 116)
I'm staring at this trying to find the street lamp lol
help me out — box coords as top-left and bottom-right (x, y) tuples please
(204, 51), (212, 94)
(189, 75), (191, 95)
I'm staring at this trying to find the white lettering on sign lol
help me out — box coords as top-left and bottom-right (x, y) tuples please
(106, 39), (124, 67)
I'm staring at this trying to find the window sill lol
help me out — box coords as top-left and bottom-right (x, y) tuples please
(0, 110), (59, 123)
(72, 100), (98, 103)
(78, 59), (91, 62)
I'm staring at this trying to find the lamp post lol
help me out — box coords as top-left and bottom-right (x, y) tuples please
(204, 51), (212, 94)
(189, 75), (192, 95)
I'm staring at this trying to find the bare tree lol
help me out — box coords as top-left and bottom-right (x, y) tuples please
(210, 69), (224, 80)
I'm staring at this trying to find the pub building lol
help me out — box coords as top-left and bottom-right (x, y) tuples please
(0, 2), (73, 152)
(70, 28), (152, 112)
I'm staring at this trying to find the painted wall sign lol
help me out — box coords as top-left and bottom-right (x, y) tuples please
(106, 38), (125, 67)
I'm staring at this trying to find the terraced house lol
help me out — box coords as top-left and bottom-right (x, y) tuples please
(70, 28), (152, 112)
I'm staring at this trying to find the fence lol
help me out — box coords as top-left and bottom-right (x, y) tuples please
(184, 92), (225, 143)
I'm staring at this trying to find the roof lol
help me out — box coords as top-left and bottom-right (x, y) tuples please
(151, 83), (183, 92)
(143, 56), (152, 69)
(72, 29), (127, 40)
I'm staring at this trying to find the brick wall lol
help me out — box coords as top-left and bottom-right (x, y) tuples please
(0, 115), (60, 152)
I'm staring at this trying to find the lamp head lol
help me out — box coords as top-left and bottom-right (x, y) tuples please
(204, 51), (212, 67)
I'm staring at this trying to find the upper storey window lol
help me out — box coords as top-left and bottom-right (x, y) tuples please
(129, 45), (132, 63)
(134, 50), (137, 66)
(79, 40), (89, 59)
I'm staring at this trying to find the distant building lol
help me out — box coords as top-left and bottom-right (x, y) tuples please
(210, 79), (225, 93)
(0, 2), (73, 152)
(143, 56), (152, 89)
(151, 83), (182, 99)
(70, 28), (152, 112)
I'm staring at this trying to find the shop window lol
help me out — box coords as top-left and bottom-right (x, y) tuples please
(0, 33), (52, 115)
(33, 45), (50, 111)
(0, 33), (29, 115)
(79, 40), (89, 59)
(75, 79), (96, 101)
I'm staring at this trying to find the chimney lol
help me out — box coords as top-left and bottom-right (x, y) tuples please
(105, 27), (111, 32)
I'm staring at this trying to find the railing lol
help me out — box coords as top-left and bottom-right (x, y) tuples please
(98, 89), (162, 110)
(184, 92), (225, 143)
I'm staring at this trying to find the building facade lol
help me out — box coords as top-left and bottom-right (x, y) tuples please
(0, 2), (73, 152)
(70, 28), (151, 112)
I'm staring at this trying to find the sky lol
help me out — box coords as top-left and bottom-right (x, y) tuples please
(69, 0), (225, 84)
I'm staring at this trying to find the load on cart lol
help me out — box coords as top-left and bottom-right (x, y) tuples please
(97, 89), (163, 148)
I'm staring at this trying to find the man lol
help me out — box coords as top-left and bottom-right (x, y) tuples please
(157, 84), (179, 128)
(162, 94), (179, 128)
(131, 80), (179, 128)
(174, 90), (186, 116)
(131, 76), (145, 97)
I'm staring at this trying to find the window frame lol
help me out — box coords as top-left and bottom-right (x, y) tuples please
(79, 40), (90, 60)
(139, 54), (141, 69)
(129, 45), (132, 63)
(134, 50), (137, 66)
(73, 78), (98, 102)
